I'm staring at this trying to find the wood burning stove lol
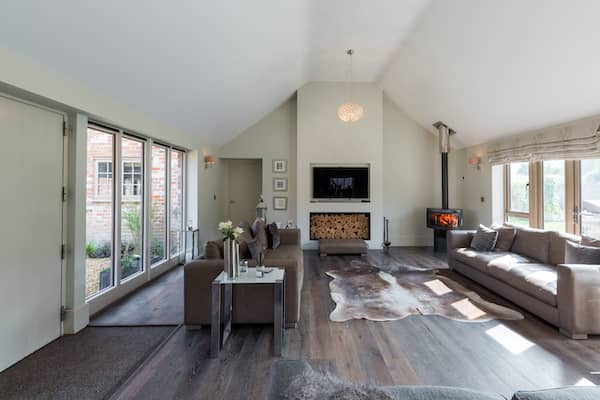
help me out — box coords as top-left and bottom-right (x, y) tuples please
(428, 121), (463, 252)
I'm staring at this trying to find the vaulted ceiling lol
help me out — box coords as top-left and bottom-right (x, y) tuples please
(2, 0), (600, 148)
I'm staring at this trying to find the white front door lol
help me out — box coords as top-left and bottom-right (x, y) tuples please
(0, 95), (64, 372)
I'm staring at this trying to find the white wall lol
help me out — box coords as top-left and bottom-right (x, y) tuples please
(382, 95), (441, 246)
(297, 82), (383, 249)
(450, 144), (493, 229)
(220, 96), (297, 225)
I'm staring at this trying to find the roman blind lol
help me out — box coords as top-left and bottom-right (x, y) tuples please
(487, 115), (600, 165)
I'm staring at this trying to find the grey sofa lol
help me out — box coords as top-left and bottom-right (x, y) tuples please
(184, 228), (303, 329)
(448, 226), (600, 339)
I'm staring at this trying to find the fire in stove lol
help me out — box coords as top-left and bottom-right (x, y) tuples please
(427, 208), (463, 230)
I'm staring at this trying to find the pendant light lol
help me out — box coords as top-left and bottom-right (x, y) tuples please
(337, 49), (364, 123)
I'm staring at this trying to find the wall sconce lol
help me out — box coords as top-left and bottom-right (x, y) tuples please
(204, 155), (217, 169)
(468, 156), (481, 170)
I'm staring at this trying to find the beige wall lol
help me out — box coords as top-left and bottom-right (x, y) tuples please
(219, 96), (297, 225)
(449, 144), (493, 229)
(297, 82), (384, 249)
(383, 95), (441, 245)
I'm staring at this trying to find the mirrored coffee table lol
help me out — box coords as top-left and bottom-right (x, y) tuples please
(210, 268), (285, 357)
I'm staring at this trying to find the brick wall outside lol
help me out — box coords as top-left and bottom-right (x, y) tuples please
(86, 129), (183, 252)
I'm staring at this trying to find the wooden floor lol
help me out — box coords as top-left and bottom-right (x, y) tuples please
(111, 248), (600, 399)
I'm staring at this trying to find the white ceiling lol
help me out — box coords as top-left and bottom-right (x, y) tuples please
(2, 0), (600, 148)
(380, 0), (600, 147)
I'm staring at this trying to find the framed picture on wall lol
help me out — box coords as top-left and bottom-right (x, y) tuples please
(272, 159), (287, 173)
(273, 177), (288, 192)
(273, 196), (288, 210)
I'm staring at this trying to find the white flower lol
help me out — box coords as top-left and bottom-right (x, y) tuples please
(233, 226), (244, 238)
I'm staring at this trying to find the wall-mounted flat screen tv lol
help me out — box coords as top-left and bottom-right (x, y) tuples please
(312, 166), (369, 200)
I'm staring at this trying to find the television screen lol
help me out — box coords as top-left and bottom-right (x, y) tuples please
(312, 167), (369, 200)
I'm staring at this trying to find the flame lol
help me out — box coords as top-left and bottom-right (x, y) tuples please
(431, 213), (459, 228)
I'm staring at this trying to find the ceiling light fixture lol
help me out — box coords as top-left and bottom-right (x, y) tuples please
(337, 49), (364, 123)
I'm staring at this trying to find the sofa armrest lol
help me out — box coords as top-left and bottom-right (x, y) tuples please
(447, 230), (475, 250)
(557, 264), (600, 339)
(279, 229), (301, 246)
(184, 259), (224, 325)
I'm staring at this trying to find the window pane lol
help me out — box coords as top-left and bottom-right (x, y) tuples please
(170, 150), (184, 256)
(581, 159), (600, 238)
(121, 137), (144, 281)
(543, 160), (566, 232)
(507, 215), (529, 227)
(509, 162), (529, 213)
(151, 145), (167, 265)
(86, 128), (114, 298)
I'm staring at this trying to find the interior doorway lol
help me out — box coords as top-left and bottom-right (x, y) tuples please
(223, 159), (262, 224)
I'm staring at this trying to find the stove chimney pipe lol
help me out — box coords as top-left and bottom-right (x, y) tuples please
(433, 121), (455, 210)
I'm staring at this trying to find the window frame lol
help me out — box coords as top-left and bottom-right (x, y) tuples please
(85, 121), (188, 314)
(121, 159), (143, 201)
(503, 163), (531, 225)
(94, 159), (114, 200)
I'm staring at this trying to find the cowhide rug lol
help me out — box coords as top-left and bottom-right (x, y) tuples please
(326, 260), (523, 323)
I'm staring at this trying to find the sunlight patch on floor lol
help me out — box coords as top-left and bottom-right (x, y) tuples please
(423, 279), (453, 296)
(575, 377), (596, 386)
(451, 298), (486, 320)
(485, 324), (535, 355)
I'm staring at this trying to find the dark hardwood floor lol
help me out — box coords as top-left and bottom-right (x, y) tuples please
(91, 266), (184, 326)
(109, 248), (600, 399)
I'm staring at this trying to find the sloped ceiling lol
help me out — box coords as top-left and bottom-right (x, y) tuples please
(2, 0), (600, 148)
(380, 0), (600, 147)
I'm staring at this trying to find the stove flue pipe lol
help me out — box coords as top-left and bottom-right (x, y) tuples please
(433, 121), (455, 210)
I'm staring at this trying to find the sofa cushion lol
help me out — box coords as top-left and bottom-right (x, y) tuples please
(470, 225), (499, 251)
(491, 224), (517, 251)
(581, 234), (600, 247)
(511, 227), (551, 263)
(264, 244), (301, 263)
(486, 262), (557, 306)
(565, 240), (600, 264)
(452, 248), (520, 273)
(548, 231), (580, 265)
(252, 218), (269, 250)
(204, 240), (223, 259)
(512, 386), (600, 400)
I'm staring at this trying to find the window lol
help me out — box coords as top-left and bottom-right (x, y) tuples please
(580, 159), (600, 238)
(86, 127), (115, 298)
(169, 149), (184, 256)
(120, 136), (144, 281)
(95, 161), (113, 198)
(151, 145), (167, 265)
(85, 122), (186, 305)
(122, 161), (142, 198)
(542, 160), (566, 232)
(505, 162), (530, 227)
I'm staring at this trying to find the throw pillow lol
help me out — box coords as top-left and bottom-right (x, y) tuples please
(565, 240), (600, 264)
(204, 240), (223, 259)
(470, 225), (499, 252)
(491, 224), (517, 251)
(236, 222), (254, 259)
(267, 222), (281, 249)
(246, 238), (262, 263)
(251, 218), (269, 251)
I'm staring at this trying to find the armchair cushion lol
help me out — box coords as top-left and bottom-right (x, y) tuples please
(204, 240), (223, 259)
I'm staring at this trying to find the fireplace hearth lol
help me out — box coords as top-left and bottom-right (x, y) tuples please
(428, 121), (463, 253)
